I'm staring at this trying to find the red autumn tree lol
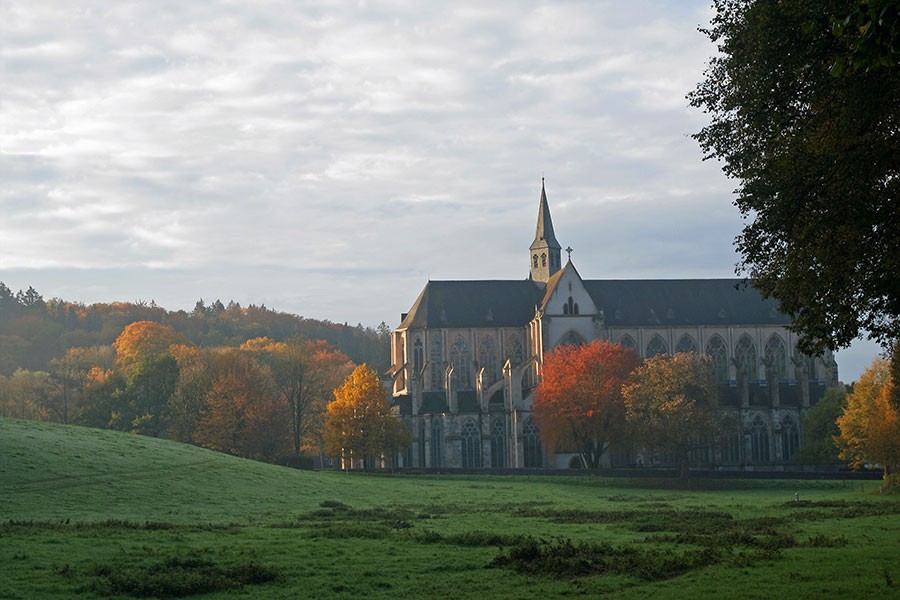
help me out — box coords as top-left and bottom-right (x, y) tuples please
(534, 340), (639, 469)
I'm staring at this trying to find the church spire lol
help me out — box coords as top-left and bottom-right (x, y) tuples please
(529, 178), (562, 282)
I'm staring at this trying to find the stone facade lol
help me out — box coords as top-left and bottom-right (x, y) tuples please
(388, 183), (837, 470)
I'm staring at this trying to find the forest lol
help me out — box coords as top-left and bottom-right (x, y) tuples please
(0, 282), (390, 463)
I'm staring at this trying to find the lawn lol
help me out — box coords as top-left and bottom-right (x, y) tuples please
(1, 418), (898, 599)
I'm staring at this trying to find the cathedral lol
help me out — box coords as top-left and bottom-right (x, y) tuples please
(388, 182), (838, 470)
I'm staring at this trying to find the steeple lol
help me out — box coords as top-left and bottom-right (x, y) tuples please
(529, 178), (562, 282)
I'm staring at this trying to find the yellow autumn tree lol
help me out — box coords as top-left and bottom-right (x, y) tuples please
(836, 357), (900, 487)
(113, 321), (189, 373)
(324, 364), (410, 470)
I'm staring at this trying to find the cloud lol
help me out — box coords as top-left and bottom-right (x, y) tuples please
(0, 1), (880, 379)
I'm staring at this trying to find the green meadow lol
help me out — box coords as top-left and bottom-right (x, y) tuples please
(2, 418), (898, 599)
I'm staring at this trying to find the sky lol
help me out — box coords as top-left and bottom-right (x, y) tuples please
(0, 1), (884, 382)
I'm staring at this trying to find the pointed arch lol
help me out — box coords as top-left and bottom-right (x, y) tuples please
(413, 338), (424, 374)
(735, 334), (759, 380)
(645, 334), (668, 358)
(450, 335), (472, 389)
(764, 334), (787, 379)
(559, 330), (585, 347)
(780, 414), (800, 461)
(523, 416), (543, 468)
(479, 336), (498, 387)
(617, 334), (637, 351)
(675, 334), (697, 354)
(460, 418), (482, 468)
(705, 335), (728, 382)
(490, 418), (506, 468)
(510, 336), (524, 365)
(430, 418), (443, 467)
(750, 416), (770, 463)
(430, 337), (443, 390)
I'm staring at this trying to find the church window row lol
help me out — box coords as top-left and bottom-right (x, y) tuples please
(421, 332), (525, 392)
(562, 296), (579, 315)
(614, 332), (814, 383)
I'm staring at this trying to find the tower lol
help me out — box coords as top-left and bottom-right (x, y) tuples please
(529, 179), (562, 282)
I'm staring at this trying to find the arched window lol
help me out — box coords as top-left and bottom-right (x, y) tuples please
(479, 337), (498, 387)
(564, 296), (579, 315)
(450, 336), (472, 389)
(750, 416), (770, 463)
(533, 254), (538, 268)
(413, 338), (424, 374)
(764, 334), (787, 379)
(618, 335), (636, 351)
(461, 419), (481, 468)
(430, 418), (443, 467)
(523, 417), (543, 468)
(705, 335), (728, 382)
(560, 331), (584, 346)
(736, 335), (759, 380)
(781, 415), (800, 461)
(646, 335), (668, 358)
(541, 253), (547, 267)
(430, 337), (443, 390)
(490, 418), (506, 468)
(720, 431), (741, 465)
(675, 334), (697, 354)
(510, 337), (524, 364)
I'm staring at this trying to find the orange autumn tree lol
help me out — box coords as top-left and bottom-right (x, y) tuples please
(836, 357), (900, 487)
(113, 320), (189, 374)
(324, 364), (410, 470)
(534, 340), (639, 469)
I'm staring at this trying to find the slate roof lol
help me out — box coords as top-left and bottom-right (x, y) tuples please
(398, 280), (544, 329)
(398, 276), (790, 329)
(583, 279), (790, 327)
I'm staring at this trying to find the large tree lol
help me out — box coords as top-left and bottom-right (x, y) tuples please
(690, 0), (900, 354)
(324, 364), (410, 470)
(623, 353), (719, 478)
(533, 340), (639, 469)
(836, 356), (900, 485)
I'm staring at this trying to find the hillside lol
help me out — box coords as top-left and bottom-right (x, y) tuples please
(0, 418), (417, 524)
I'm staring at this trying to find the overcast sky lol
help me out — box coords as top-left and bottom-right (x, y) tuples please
(0, 1), (883, 381)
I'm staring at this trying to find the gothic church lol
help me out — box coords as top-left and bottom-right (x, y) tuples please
(388, 182), (838, 470)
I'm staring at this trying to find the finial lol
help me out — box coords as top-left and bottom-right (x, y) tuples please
(566, 246), (573, 261)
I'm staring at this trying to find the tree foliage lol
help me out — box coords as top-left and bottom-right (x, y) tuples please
(113, 321), (187, 374)
(623, 353), (719, 477)
(836, 356), (900, 482)
(324, 365), (410, 470)
(534, 341), (639, 469)
(690, 0), (900, 354)
(793, 388), (847, 465)
(194, 350), (290, 461)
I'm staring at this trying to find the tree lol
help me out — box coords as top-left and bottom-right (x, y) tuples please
(836, 357), (900, 485)
(690, 0), (900, 355)
(113, 321), (188, 373)
(793, 388), (847, 465)
(194, 350), (290, 461)
(622, 353), (719, 478)
(324, 364), (410, 470)
(262, 339), (353, 457)
(533, 340), (639, 469)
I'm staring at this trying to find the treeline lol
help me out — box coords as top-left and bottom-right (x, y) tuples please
(0, 282), (390, 376)
(0, 319), (356, 463)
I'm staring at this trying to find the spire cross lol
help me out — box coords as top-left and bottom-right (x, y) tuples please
(565, 246), (573, 261)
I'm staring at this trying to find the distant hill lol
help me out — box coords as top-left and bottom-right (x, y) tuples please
(0, 282), (390, 376)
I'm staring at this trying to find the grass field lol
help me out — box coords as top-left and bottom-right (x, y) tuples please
(2, 417), (899, 599)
